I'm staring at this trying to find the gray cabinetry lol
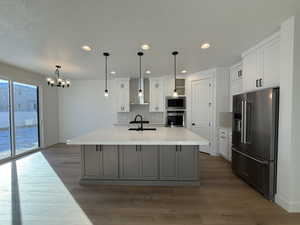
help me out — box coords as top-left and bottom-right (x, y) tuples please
(140, 145), (159, 179)
(120, 145), (159, 179)
(82, 145), (199, 184)
(119, 145), (140, 179)
(159, 145), (178, 180)
(159, 145), (198, 180)
(82, 145), (99, 177)
(100, 145), (119, 178)
(178, 146), (198, 180)
(82, 145), (118, 179)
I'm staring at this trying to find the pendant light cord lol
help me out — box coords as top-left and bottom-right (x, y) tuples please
(137, 52), (144, 91)
(105, 55), (108, 90)
(172, 51), (178, 91)
(103, 52), (110, 91)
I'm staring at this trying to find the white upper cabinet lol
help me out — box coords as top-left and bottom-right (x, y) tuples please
(115, 78), (130, 112)
(242, 32), (280, 92)
(243, 49), (259, 91)
(259, 37), (280, 88)
(149, 77), (164, 112)
(230, 62), (243, 95)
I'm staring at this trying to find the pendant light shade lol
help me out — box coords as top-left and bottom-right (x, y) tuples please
(137, 52), (144, 97)
(103, 52), (110, 97)
(172, 51), (178, 97)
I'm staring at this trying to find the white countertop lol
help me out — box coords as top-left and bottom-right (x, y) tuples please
(67, 127), (209, 146)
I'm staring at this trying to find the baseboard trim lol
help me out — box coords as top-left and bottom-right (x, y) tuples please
(276, 194), (300, 213)
(80, 178), (200, 186)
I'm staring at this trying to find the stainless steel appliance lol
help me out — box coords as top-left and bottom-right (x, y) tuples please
(166, 111), (185, 127)
(166, 96), (186, 110)
(232, 87), (279, 200)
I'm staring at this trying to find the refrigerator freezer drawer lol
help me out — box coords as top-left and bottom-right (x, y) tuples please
(232, 149), (276, 200)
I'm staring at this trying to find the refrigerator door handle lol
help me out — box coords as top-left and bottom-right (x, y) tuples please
(241, 101), (244, 143)
(232, 148), (268, 165)
(243, 100), (247, 144)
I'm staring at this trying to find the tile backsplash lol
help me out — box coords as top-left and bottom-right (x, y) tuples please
(117, 105), (164, 124)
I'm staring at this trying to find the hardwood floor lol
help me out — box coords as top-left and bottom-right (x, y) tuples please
(40, 144), (300, 225)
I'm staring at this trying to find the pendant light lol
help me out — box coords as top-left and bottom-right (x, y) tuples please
(137, 51), (144, 97)
(103, 52), (110, 97)
(46, 65), (70, 88)
(172, 51), (178, 97)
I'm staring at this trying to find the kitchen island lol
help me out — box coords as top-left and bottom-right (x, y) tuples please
(68, 127), (209, 185)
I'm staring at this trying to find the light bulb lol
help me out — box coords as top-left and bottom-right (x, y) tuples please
(104, 89), (109, 97)
(46, 77), (52, 82)
(173, 90), (178, 98)
(138, 89), (143, 97)
(66, 80), (71, 85)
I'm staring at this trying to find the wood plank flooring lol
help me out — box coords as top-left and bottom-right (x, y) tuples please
(40, 144), (300, 225)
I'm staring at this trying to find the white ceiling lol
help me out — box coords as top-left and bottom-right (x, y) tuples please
(0, 0), (298, 79)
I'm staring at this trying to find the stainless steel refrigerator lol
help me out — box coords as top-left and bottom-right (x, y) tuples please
(232, 87), (279, 200)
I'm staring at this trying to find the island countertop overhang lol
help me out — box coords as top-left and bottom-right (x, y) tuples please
(67, 127), (209, 146)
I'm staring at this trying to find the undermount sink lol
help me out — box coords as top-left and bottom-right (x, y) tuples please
(128, 128), (157, 131)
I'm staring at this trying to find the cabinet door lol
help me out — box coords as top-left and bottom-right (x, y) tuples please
(140, 145), (158, 179)
(159, 145), (178, 180)
(178, 146), (198, 180)
(116, 79), (130, 112)
(100, 145), (119, 179)
(259, 38), (280, 88)
(119, 145), (140, 179)
(243, 50), (259, 92)
(83, 145), (100, 177)
(149, 78), (164, 112)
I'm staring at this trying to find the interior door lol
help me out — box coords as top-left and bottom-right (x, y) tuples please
(191, 78), (212, 154)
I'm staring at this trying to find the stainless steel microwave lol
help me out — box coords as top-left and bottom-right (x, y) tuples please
(166, 96), (186, 110)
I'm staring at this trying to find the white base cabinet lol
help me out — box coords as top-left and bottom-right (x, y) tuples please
(81, 145), (199, 185)
(218, 128), (232, 162)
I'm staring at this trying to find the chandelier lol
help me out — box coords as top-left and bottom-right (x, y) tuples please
(47, 65), (71, 88)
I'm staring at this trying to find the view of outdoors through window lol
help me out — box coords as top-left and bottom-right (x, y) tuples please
(0, 79), (11, 160)
(0, 80), (39, 160)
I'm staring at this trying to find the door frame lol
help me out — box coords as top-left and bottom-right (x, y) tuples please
(0, 76), (42, 164)
(189, 76), (214, 155)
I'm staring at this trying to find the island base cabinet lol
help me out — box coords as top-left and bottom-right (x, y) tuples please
(82, 145), (118, 179)
(159, 145), (199, 181)
(81, 145), (199, 185)
(119, 145), (159, 180)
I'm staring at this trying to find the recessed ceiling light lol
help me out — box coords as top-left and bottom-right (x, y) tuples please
(181, 70), (187, 74)
(141, 44), (150, 50)
(81, 45), (92, 52)
(145, 70), (151, 74)
(110, 71), (116, 75)
(201, 43), (210, 49)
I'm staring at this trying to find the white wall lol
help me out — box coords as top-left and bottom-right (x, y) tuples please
(0, 62), (59, 147)
(58, 80), (116, 142)
(276, 16), (300, 213)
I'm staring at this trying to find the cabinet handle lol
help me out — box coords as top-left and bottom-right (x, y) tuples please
(256, 79), (259, 88)
(192, 123), (195, 126)
(259, 78), (263, 87)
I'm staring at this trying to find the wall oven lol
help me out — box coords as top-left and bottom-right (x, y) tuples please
(166, 111), (185, 127)
(166, 96), (186, 110)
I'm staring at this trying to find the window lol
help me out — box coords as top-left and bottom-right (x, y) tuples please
(0, 79), (40, 161)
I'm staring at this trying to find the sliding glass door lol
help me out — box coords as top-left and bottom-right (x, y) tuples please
(0, 79), (12, 160)
(13, 82), (39, 155)
(0, 79), (40, 162)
